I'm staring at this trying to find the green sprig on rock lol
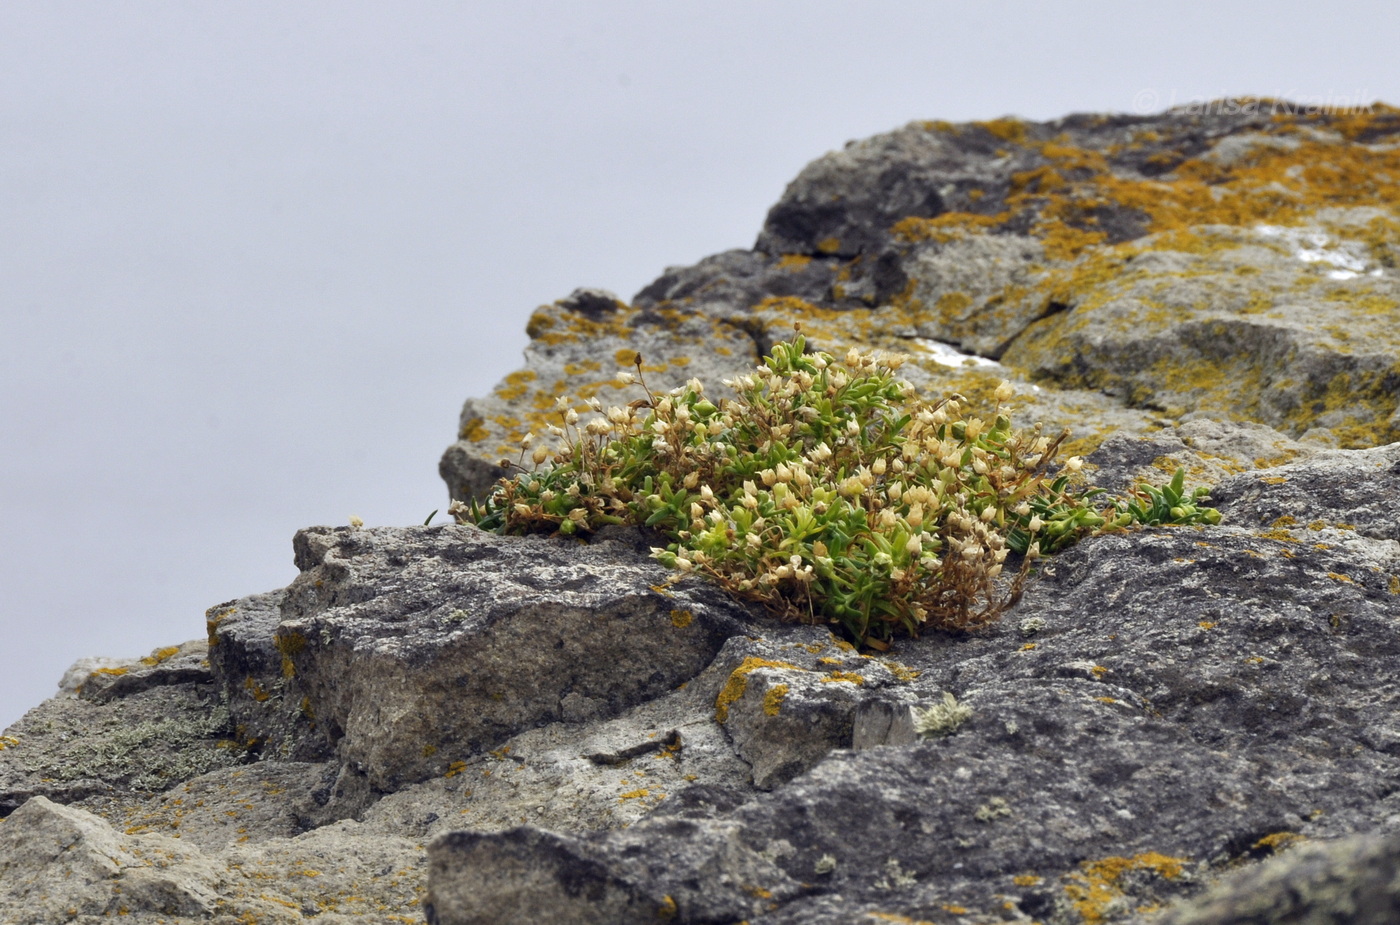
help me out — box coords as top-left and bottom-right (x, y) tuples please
(457, 334), (1220, 645)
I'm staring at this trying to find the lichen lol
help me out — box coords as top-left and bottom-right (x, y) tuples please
(274, 631), (307, 679)
(761, 684), (788, 716)
(714, 657), (801, 723)
(1063, 852), (1189, 924)
(140, 646), (182, 667)
(913, 692), (973, 738)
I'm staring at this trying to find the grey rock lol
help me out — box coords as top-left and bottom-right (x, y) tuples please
(206, 590), (327, 762)
(1210, 441), (1400, 542)
(10, 105), (1400, 923)
(439, 287), (760, 503)
(426, 818), (803, 925)
(1000, 219), (1400, 448)
(753, 109), (1277, 259)
(1085, 418), (1319, 494)
(424, 443), (1400, 923)
(69, 639), (213, 704)
(446, 112), (1400, 499)
(0, 682), (242, 814)
(0, 795), (223, 922)
(1159, 830), (1400, 925)
(274, 523), (754, 794)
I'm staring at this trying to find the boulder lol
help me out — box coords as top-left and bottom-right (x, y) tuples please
(271, 524), (754, 794)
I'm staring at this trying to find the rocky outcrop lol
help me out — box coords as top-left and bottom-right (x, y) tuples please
(442, 103), (1400, 505)
(4, 104), (1400, 923)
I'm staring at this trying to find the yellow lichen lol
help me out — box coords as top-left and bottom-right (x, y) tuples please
(274, 632), (307, 679)
(821, 671), (865, 685)
(883, 660), (921, 682)
(714, 657), (801, 723)
(669, 609), (694, 628)
(459, 416), (489, 443)
(243, 677), (271, 703)
(1064, 852), (1188, 924)
(140, 646), (182, 667)
(1252, 831), (1306, 853)
(762, 684), (789, 716)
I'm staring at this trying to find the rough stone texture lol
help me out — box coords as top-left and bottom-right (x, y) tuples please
(204, 590), (328, 763)
(439, 286), (761, 503)
(446, 105), (1400, 503)
(1158, 830), (1400, 925)
(424, 443), (1400, 924)
(6, 105), (1400, 923)
(0, 677), (242, 815)
(0, 796), (224, 922)
(273, 523), (754, 794)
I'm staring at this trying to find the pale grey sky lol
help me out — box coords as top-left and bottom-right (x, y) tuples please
(3, 1), (1396, 729)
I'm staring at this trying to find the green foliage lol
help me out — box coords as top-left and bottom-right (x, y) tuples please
(458, 335), (1220, 645)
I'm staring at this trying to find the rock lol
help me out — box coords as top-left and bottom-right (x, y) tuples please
(439, 286), (760, 503)
(425, 819), (804, 925)
(447, 106), (1400, 499)
(205, 590), (328, 763)
(422, 444), (1400, 923)
(272, 523), (754, 795)
(70, 639), (213, 703)
(1158, 830), (1400, 925)
(7, 104), (1400, 923)
(0, 795), (223, 921)
(0, 680), (242, 815)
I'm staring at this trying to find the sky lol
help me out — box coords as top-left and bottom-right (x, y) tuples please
(3, 1), (1397, 730)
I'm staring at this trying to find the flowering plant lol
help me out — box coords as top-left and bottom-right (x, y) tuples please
(459, 335), (1218, 645)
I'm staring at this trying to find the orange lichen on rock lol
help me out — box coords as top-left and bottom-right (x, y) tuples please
(1064, 852), (1188, 924)
(714, 657), (801, 723)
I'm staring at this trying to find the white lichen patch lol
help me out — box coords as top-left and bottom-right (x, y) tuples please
(913, 692), (973, 738)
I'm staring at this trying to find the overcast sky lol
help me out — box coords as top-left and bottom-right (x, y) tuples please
(3, 1), (1396, 730)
